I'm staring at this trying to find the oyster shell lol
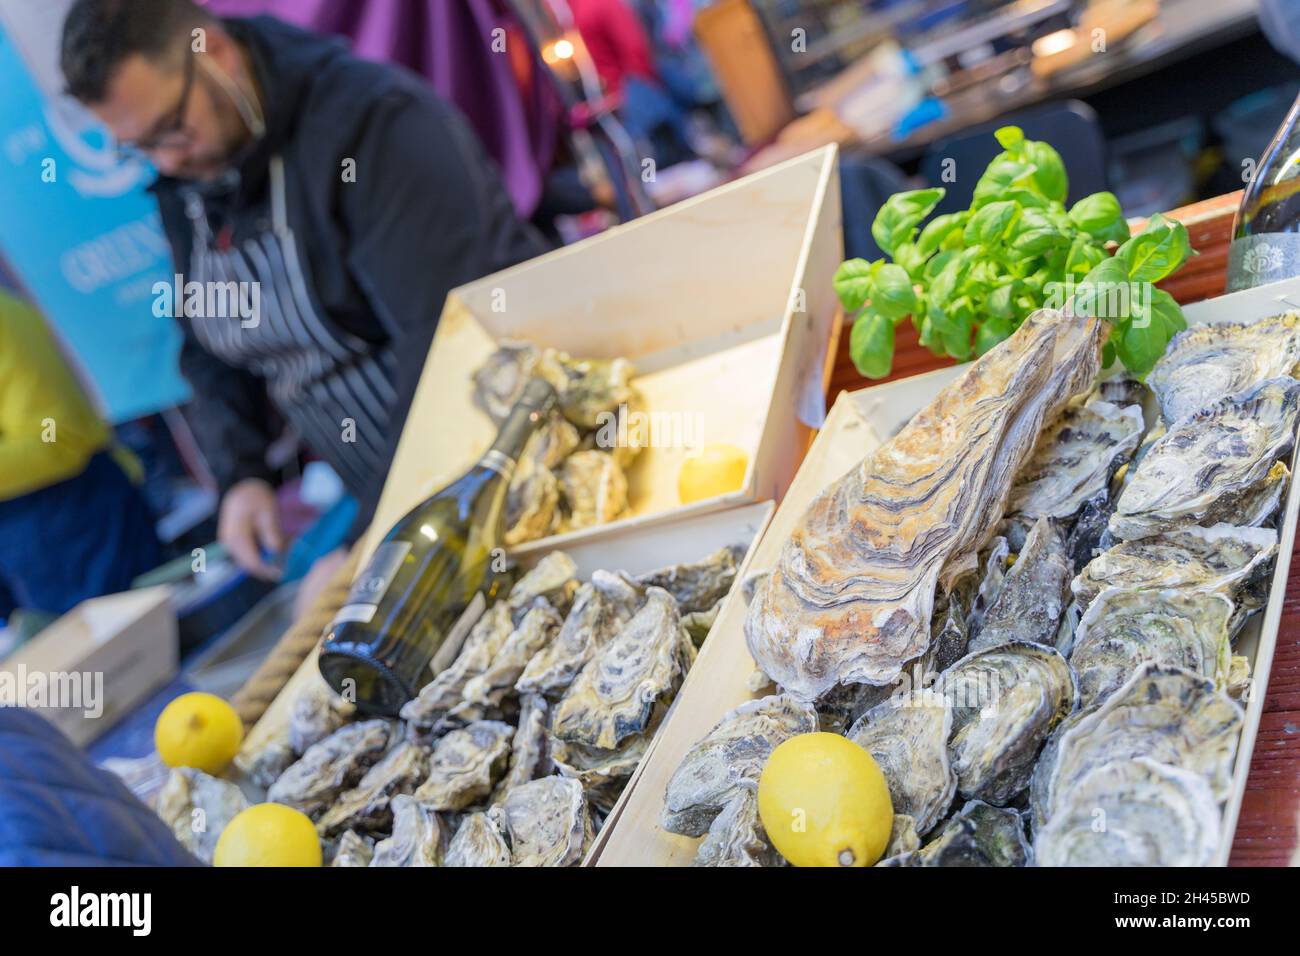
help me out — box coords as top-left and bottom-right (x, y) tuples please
(551, 732), (650, 814)
(515, 574), (638, 698)
(636, 545), (744, 614)
(559, 450), (629, 531)
(329, 830), (375, 867)
(268, 719), (392, 818)
(746, 309), (1103, 700)
(912, 800), (1031, 867)
(413, 720), (515, 811)
(662, 694), (818, 837)
(938, 642), (1076, 806)
(1034, 757), (1221, 866)
(288, 679), (355, 754)
(549, 354), (639, 431)
(968, 517), (1071, 653)
(551, 588), (688, 751)
(1069, 588), (1233, 708)
(234, 736), (296, 789)
(847, 693), (956, 835)
(682, 602), (723, 647)
(495, 775), (594, 867)
(1064, 490), (1113, 572)
(461, 602), (562, 707)
(503, 457), (560, 547)
(316, 740), (430, 838)
(506, 551), (579, 622)
(400, 601), (515, 728)
(155, 768), (249, 864)
(586, 387), (649, 469)
(1145, 312), (1300, 424)
(1007, 399), (1144, 520)
(1072, 523), (1278, 612)
(968, 536), (1011, 636)
(694, 790), (784, 867)
(495, 693), (551, 797)
(473, 341), (540, 423)
(445, 811), (512, 867)
(369, 794), (445, 867)
(1036, 663), (1242, 824)
(1109, 378), (1300, 539)
(884, 813), (921, 857)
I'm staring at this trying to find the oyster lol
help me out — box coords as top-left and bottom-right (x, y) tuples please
(369, 795), (445, 867)
(1145, 312), (1300, 424)
(636, 545), (744, 614)
(288, 679), (355, 754)
(847, 693), (956, 835)
(445, 811), (512, 867)
(495, 693), (550, 797)
(155, 768), (249, 864)
(746, 309), (1103, 700)
(1069, 588), (1233, 708)
(694, 791), (783, 867)
(551, 732), (650, 814)
(1108, 378), (1300, 539)
(968, 518), (1071, 653)
(559, 450), (629, 531)
(495, 775), (594, 867)
(549, 353), (639, 431)
(503, 456), (559, 547)
(330, 830), (375, 867)
(506, 551), (579, 622)
(515, 574), (638, 698)
(1007, 399), (1144, 519)
(968, 536), (1011, 636)
(268, 719), (392, 818)
(473, 341), (540, 423)
(552, 588), (689, 751)
(234, 736), (296, 789)
(400, 601), (515, 728)
(1072, 523), (1278, 612)
(884, 814), (921, 857)
(1036, 663), (1242, 824)
(316, 740), (430, 838)
(1034, 757), (1221, 866)
(682, 602), (723, 647)
(938, 642), (1076, 806)
(662, 694), (818, 837)
(413, 720), (515, 811)
(1064, 490), (1113, 572)
(1097, 374), (1146, 408)
(911, 800), (1031, 867)
(461, 602), (562, 707)
(586, 387), (649, 469)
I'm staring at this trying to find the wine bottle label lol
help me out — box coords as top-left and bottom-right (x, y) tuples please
(332, 540), (412, 625)
(480, 449), (516, 481)
(1226, 235), (1300, 292)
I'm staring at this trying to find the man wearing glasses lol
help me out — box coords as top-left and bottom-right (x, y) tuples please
(60, 0), (547, 598)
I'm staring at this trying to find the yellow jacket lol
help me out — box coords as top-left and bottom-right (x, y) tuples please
(0, 290), (121, 500)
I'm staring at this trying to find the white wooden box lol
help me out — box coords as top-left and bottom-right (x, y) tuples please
(597, 280), (1300, 867)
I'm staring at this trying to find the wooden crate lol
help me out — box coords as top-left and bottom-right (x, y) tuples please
(598, 280), (1300, 866)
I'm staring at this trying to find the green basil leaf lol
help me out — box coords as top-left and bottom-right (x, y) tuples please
(1116, 213), (1191, 282)
(988, 282), (1017, 319)
(1148, 287), (1187, 337)
(974, 315), (1013, 355)
(871, 263), (917, 320)
(872, 188), (945, 257)
(1076, 257), (1130, 320)
(930, 252), (970, 306)
(1102, 340), (1117, 367)
(833, 257), (877, 313)
(925, 248), (958, 280)
(1068, 192), (1124, 242)
(1011, 208), (1070, 255)
(972, 159), (1037, 207)
(850, 311), (895, 379)
(1024, 140), (1068, 202)
(964, 200), (1020, 246)
(916, 212), (965, 258)
(1065, 234), (1106, 276)
(994, 126), (1025, 151)
(1114, 315), (1169, 375)
(893, 241), (927, 279)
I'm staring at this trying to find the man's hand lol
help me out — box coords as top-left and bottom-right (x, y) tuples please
(218, 478), (284, 580)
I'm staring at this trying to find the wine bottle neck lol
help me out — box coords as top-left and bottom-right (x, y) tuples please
(481, 379), (558, 477)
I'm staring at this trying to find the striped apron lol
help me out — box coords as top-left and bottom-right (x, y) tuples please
(182, 156), (397, 495)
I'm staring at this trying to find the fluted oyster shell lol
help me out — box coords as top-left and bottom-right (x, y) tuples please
(316, 740), (429, 837)
(504, 456), (560, 547)
(495, 693), (550, 799)
(495, 775), (594, 867)
(268, 719), (392, 818)
(1034, 663), (1241, 825)
(473, 341), (541, 423)
(1072, 523), (1278, 612)
(1034, 757), (1221, 867)
(636, 545), (744, 614)
(1145, 312), (1300, 424)
(507, 551), (579, 622)
(413, 720), (515, 810)
(693, 790), (784, 867)
(445, 811), (512, 867)
(155, 768), (249, 864)
(551, 732), (651, 815)
(288, 678), (355, 754)
(746, 309), (1103, 700)
(369, 795), (445, 867)
(1109, 378), (1300, 539)
(548, 354), (639, 432)
(904, 800), (1031, 867)
(400, 601), (515, 728)
(847, 693), (955, 835)
(559, 450), (629, 531)
(551, 588), (690, 751)
(462, 602), (562, 707)
(516, 571), (639, 697)
(1069, 588), (1233, 708)
(1007, 398), (1144, 519)
(330, 830), (375, 867)
(968, 517), (1071, 653)
(938, 642), (1076, 806)
(662, 694), (819, 837)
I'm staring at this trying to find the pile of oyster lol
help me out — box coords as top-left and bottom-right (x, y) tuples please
(662, 309), (1300, 866)
(161, 545), (743, 866)
(474, 343), (648, 545)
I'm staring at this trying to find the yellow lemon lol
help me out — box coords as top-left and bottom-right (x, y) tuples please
(154, 691), (243, 775)
(213, 803), (322, 867)
(757, 732), (893, 867)
(677, 443), (748, 504)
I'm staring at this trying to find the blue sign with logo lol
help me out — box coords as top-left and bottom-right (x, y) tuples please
(0, 22), (189, 422)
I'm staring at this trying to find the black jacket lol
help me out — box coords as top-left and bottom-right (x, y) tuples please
(152, 16), (547, 540)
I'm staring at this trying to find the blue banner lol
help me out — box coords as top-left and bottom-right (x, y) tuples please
(0, 22), (189, 422)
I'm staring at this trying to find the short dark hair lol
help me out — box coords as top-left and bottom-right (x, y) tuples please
(61, 0), (214, 103)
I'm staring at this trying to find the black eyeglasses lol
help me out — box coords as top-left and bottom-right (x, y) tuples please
(115, 52), (197, 161)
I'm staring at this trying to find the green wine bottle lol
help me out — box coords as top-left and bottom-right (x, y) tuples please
(1227, 92), (1300, 292)
(319, 378), (558, 715)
